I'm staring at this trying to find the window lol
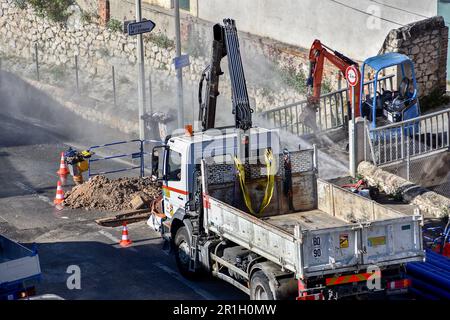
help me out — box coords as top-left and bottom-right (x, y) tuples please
(167, 150), (182, 181)
(179, 0), (190, 11)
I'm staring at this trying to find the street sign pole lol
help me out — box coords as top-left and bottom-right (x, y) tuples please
(345, 65), (359, 178)
(174, 0), (184, 129)
(351, 85), (356, 177)
(135, 0), (146, 140)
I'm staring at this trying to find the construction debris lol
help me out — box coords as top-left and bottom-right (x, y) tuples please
(130, 195), (146, 210)
(95, 196), (163, 227)
(63, 175), (161, 211)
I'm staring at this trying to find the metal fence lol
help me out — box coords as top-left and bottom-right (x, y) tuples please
(365, 108), (450, 167)
(88, 139), (162, 178)
(364, 108), (450, 197)
(0, 42), (198, 124)
(261, 74), (395, 136)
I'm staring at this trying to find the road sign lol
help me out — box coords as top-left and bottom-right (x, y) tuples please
(173, 54), (190, 69)
(127, 19), (155, 36)
(345, 65), (359, 87)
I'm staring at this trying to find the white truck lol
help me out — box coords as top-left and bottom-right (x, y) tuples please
(149, 19), (425, 300)
(151, 126), (424, 299)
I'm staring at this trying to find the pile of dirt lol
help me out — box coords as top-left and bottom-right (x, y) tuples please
(64, 175), (161, 211)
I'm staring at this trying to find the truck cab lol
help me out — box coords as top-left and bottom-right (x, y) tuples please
(359, 52), (420, 132)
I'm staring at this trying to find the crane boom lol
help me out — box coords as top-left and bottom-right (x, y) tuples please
(198, 19), (253, 131)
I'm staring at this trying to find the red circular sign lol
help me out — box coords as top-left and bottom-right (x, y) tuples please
(345, 65), (359, 87)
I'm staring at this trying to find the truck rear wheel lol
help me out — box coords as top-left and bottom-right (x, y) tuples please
(174, 226), (197, 278)
(250, 271), (275, 300)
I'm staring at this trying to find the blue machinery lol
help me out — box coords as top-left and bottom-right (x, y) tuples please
(87, 139), (162, 178)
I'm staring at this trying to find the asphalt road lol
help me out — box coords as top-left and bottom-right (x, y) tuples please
(0, 71), (246, 300)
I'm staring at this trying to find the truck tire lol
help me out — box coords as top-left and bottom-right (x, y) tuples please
(250, 271), (275, 300)
(174, 226), (197, 279)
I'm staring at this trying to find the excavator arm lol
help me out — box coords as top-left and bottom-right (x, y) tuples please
(307, 39), (361, 117)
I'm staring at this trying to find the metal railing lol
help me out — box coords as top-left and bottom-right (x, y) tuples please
(261, 74), (395, 136)
(88, 139), (162, 178)
(366, 108), (450, 167)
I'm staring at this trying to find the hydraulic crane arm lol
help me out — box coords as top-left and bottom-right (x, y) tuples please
(198, 19), (253, 131)
(307, 39), (361, 117)
(198, 24), (226, 131)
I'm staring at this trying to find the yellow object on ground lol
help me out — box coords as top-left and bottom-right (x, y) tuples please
(234, 148), (275, 216)
(77, 160), (89, 172)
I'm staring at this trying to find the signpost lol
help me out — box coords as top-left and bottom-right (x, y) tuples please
(345, 65), (359, 178)
(173, 54), (190, 70)
(130, 0), (155, 140)
(127, 19), (155, 36)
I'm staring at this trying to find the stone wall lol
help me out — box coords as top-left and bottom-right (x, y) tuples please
(0, 0), (320, 117)
(379, 16), (448, 98)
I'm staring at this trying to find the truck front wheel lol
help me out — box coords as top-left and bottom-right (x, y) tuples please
(250, 271), (275, 300)
(174, 226), (197, 278)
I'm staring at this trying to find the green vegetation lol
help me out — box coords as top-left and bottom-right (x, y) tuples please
(107, 18), (122, 33)
(14, 0), (27, 9)
(419, 88), (450, 112)
(321, 78), (333, 94)
(278, 62), (336, 95)
(81, 11), (98, 24)
(49, 64), (66, 80)
(148, 32), (174, 49)
(28, 0), (75, 23)
(280, 66), (308, 95)
(389, 189), (403, 202)
(156, 62), (168, 71)
(119, 76), (131, 85)
(260, 87), (275, 104)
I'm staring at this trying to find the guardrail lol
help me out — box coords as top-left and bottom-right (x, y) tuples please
(88, 139), (162, 178)
(366, 108), (450, 167)
(261, 74), (395, 136)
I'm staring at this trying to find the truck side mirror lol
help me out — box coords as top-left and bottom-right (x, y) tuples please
(151, 145), (166, 181)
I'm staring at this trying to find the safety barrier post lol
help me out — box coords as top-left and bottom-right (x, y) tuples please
(88, 157), (91, 178)
(34, 43), (40, 81)
(140, 140), (144, 178)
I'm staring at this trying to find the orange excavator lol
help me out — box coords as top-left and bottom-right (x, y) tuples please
(306, 39), (361, 118)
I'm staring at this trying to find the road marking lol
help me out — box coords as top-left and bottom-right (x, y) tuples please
(153, 262), (217, 300)
(98, 230), (138, 252)
(13, 181), (54, 206)
(98, 230), (120, 242)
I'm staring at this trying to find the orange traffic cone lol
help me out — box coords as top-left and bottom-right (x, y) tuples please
(56, 152), (69, 176)
(53, 180), (65, 205)
(119, 222), (133, 247)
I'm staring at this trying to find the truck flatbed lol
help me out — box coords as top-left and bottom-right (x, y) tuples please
(202, 149), (424, 279)
(264, 209), (349, 233)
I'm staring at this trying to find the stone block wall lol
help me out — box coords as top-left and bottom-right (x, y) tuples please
(0, 0), (322, 115)
(379, 16), (448, 98)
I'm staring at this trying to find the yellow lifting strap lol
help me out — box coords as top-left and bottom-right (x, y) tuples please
(233, 149), (275, 216)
